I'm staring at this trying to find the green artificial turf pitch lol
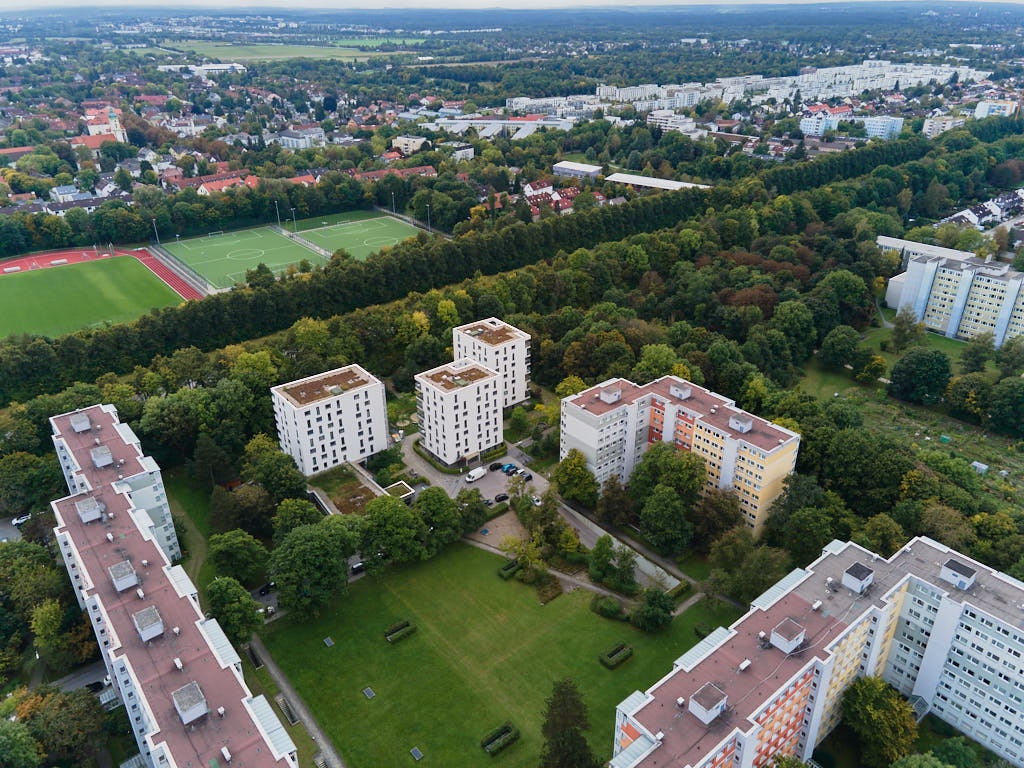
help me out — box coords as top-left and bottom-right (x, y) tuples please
(164, 226), (324, 290)
(290, 212), (424, 261)
(261, 543), (742, 768)
(0, 256), (181, 338)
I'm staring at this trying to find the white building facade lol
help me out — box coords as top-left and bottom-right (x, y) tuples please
(271, 365), (389, 476)
(415, 359), (501, 466)
(452, 317), (531, 409)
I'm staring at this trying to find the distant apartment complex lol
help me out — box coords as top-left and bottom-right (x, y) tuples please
(612, 536), (1024, 768)
(559, 377), (799, 532)
(923, 114), (966, 139)
(646, 110), (707, 138)
(452, 317), (532, 409)
(974, 100), (1018, 120)
(271, 364), (389, 476)
(415, 359), (502, 466)
(50, 405), (296, 768)
(880, 236), (1024, 347)
(799, 113), (904, 139)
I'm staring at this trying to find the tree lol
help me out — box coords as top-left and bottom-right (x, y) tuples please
(771, 300), (817, 363)
(508, 406), (529, 436)
(995, 334), (1024, 378)
(360, 495), (427, 569)
(841, 677), (917, 768)
(207, 577), (262, 645)
(772, 758), (811, 768)
(631, 344), (679, 383)
(891, 306), (926, 352)
(629, 441), (705, 509)
(270, 520), (355, 617)
(208, 529), (269, 586)
(959, 332), (994, 373)
(783, 507), (836, 565)
(596, 474), (633, 527)
(692, 490), (742, 551)
(931, 736), (981, 768)
(114, 167), (133, 192)
(211, 484), (276, 538)
(890, 756), (954, 768)
(192, 430), (233, 487)
(241, 442), (306, 504)
(920, 504), (976, 551)
(16, 687), (105, 761)
(455, 488), (490, 534)
(0, 719), (41, 768)
(989, 377), (1024, 438)
(588, 534), (615, 581)
(819, 325), (860, 369)
(630, 588), (674, 632)
(539, 678), (601, 768)
(889, 348), (951, 404)
(639, 483), (694, 555)
(706, 528), (790, 603)
(0, 453), (62, 516)
(552, 449), (599, 508)
(854, 513), (906, 556)
(413, 487), (462, 556)
(272, 498), (323, 547)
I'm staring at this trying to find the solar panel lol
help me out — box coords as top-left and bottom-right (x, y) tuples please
(363, 687), (375, 699)
(410, 747), (423, 761)
(323, 637), (334, 647)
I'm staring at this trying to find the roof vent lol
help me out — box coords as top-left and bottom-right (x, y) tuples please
(136, 588), (145, 600)
(676, 697), (685, 707)
(842, 562), (875, 594)
(689, 683), (727, 725)
(655, 731), (665, 741)
(739, 659), (752, 672)
(106, 532), (114, 543)
(771, 618), (806, 654)
(728, 414), (753, 434)
(217, 706), (226, 718)
(221, 746), (232, 762)
(812, 600), (822, 611)
(174, 657), (183, 671)
(173, 626), (180, 636)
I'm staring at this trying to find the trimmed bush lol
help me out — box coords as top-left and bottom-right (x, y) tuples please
(480, 721), (520, 756)
(481, 443), (509, 462)
(384, 621), (417, 644)
(666, 580), (692, 602)
(694, 622), (713, 639)
(498, 560), (521, 580)
(599, 642), (634, 669)
(590, 594), (626, 620)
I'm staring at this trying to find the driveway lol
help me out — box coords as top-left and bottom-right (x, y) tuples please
(1, 517), (23, 543)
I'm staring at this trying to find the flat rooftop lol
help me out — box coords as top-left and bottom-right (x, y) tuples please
(566, 377), (798, 454)
(455, 317), (529, 346)
(417, 360), (496, 392)
(52, 406), (145, 480)
(275, 365), (375, 407)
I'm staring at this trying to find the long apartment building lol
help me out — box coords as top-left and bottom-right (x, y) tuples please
(416, 358), (502, 466)
(880, 236), (1024, 347)
(50, 404), (296, 768)
(452, 317), (531, 409)
(612, 536), (1024, 768)
(271, 364), (388, 476)
(560, 377), (799, 533)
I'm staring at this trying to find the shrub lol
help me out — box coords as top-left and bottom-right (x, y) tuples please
(598, 642), (634, 669)
(498, 560), (521, 580)
(535, 573), (563, 604)
(385, 620), (410, 636)
(480, 722), (520, 755)
(694, 622), (713, 638)
(481, 443), (509, 462)
(590, 594), (625, 620)
(385, 624), (417, 644)
(666, 580), (692, 602)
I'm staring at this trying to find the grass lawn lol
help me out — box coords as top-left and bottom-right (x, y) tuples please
(293, 213), (423, 262)
(240, 655), (320, 766)
(676, 551), (712, 582)
(165, 226), (323, 289)
(0, 256), (181, 337)
(797, 357), (871, 399)
(261, 543), (742, 768)
(163, 468), (219, 606)
(387, 390), (420, 434)
(163, 40), (385, 61)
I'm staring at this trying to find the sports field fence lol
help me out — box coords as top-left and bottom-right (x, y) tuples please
(149, 243), (222, 294)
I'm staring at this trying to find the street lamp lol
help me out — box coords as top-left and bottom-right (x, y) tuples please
(291, 207), (297, 232)
(151, 217), (160, 246)
(425, 203), (431, 233)
(391, 191), (396, 214)
(273, 199), (281, 228)
(175, 233), (180, 248)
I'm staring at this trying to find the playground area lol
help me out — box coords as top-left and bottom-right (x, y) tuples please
(162, 213), (422, 289)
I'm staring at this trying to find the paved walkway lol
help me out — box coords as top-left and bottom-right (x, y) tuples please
(249, 635), (347, 768)
(876, 296), (894, 328)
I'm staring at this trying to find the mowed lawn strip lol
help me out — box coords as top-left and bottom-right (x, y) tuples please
(0, 256), (180, 337)
(165, 226), (323, 289)
(262, 544), (741, 768)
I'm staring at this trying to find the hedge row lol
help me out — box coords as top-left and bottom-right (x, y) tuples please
(666, 580), (692, 602)
(385, 620), (417, 644)
(498, 560), (521, 580)
(480, 722), (520, 756)
(599, 642), (634, 669)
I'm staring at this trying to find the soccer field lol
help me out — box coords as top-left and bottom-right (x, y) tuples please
(164, 227), (322, 290)
(0, 257), (181, 338)
(292, 213), (423, 262)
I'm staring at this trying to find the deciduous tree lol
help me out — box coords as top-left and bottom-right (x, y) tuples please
(207, 576), (262, 645)
(208, 529), (269, 586)
(841, 677), (917, 768)
(270, 520), (355, 617)
(552, 449), (599, 508)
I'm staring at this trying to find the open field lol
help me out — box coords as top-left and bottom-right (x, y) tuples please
(292, 213), (423, 261)
(262, 543), (742, 768)
(163, 40), (386, 61)
(0, 256), (180, 338)
(164, 226), (322, 289)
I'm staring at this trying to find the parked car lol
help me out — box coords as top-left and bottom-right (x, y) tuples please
(494, 493), (509, 503)
(258, 581), (277, 596)
(501, 463), (516, 473)
(11, 514), (30, 527)
(489, 462), (503, 471)
(483, 499), (494, 506)
(465, 467), (486, 483)
(520, 473), (533, 482)
(530, 495), (542, 507)
(502, 465), (518, 475)
(85, 681), (105, 693)
(351, 561), (366, 575)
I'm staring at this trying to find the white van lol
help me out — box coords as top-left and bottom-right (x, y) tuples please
(465, 467), (486, 483)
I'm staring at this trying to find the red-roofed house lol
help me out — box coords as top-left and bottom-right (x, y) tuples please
(70, 133), (121, 157)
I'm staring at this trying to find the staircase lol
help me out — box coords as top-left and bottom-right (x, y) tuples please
(131, 251), (204, 301)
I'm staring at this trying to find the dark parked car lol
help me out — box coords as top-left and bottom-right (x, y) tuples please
(351, 561), (366, 575)
(85, 681), (106, 693)
(520, 473), (533, 482)
(494, 493), (509, 503)
(489, 462), (503, 471)
(483, 498), (494, 506)
(258, 581), (277, 596)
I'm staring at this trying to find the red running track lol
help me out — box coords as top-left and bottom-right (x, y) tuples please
(0, 247), (204, 301)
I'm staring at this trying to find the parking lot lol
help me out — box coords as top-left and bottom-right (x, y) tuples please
(1, 517), (23, 543)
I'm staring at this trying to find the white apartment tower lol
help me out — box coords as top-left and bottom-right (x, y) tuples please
(452, 317), (531, 409)
(416, 358), (502, 466)
(271, 365), (388, 476)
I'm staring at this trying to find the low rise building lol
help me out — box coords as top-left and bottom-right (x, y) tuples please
(552, 160), (602, 180)
(271, 365), (388, 476)
(392, 135), (430, 155)
(50, 404), (295, 768)
(452, 317), (531, 409)
(612, 536), (1024, 768)
(975, 100), (1018, 120)
(923, 114), (966, 139)
(560, 377), (798, 533)
(415, 359), (501, 466)
(604, 172), (710, 191)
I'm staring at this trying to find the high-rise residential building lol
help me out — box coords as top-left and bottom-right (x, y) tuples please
(271, 364), (389, 476)
(559, 377), (799, 533)
(880, 236), (1024, 347)
(452, 317), (531, 410)
(50, 405), (296, 768)
(923, 115), (966, 139)
(415, 358), (501, 466)
(612, 536), (1024, 768)
(51, 403), (180, 561)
